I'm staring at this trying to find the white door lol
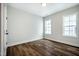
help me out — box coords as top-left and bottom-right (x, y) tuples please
(0, 3), (1, 56)
(1, 3), (7, 56)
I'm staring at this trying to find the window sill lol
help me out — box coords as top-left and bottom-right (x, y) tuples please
(45, 34), (51, 35)
(63, 35), (77, 38)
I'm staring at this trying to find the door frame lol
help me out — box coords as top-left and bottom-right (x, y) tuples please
(1, 3), (7, 56)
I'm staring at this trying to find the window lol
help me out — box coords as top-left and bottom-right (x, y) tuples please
(45, 20), (51, 34)
(63, 14), (76, 37)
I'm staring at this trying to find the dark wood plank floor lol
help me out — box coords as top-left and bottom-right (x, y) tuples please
(7, 39), (79, 56)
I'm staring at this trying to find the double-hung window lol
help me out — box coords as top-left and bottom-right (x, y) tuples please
(63, 14), (77, 37)
(45, 20), (51, 34)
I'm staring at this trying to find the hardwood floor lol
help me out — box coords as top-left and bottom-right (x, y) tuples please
(7, 39), (79, 56)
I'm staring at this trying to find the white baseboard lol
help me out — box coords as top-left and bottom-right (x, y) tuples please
(7, 37), (79, 48)
(46, 38), (79, 47)
(7, 38), (42, 47)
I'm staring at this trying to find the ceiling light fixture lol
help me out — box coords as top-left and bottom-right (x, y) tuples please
(42, 3), (46, 7)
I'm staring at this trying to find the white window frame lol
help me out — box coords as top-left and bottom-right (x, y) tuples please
(63, 14), (77, 37)
(45, 19), (51, 34)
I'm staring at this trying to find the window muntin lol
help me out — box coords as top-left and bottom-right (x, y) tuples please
(63, 14), (76, 37)
(45, 20), (51, 34)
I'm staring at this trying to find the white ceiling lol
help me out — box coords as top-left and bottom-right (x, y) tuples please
(8, 3), (78, 17)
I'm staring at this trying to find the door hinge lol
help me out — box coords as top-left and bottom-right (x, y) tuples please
(6, 17), (8, 20)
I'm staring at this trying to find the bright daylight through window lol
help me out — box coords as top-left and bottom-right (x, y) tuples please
(63, 14), (77, 37)
(45, 20), (51, 34)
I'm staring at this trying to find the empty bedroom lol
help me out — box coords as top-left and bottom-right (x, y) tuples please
(0, 3), (79, 56)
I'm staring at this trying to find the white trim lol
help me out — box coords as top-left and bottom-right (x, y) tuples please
(45, 19), (51, 34)
(1, 4), (3, 56)
(1, 3), (7, 56)
(62, 13), (78, 38)
(46, 38), (79, 47)
(7, 38), (42, 47)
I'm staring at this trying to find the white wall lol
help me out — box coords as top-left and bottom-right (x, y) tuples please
(7, 6), (43, 46)
(44, 5), (79, 47)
